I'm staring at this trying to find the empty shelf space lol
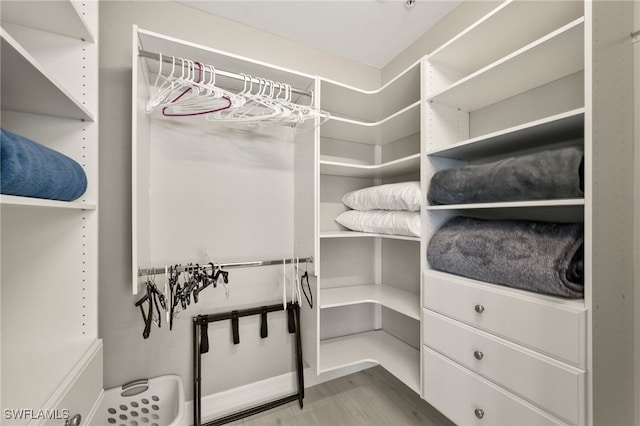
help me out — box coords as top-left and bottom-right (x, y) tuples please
(427, 199), (584, 211)
(427, 1), (583, 75)
(0, 0), (95, 42)
(319, 330), (420, 394)
(0, 29), (95, 121)
(321, 101), (420, 145)
(320, 154), (420, 178)
(427, 18), (584, 111)
(427, 109), (584, 160)
(320, 231), (420, 242)
(0, 195), (96, 210)
(321, 284), (420, 320)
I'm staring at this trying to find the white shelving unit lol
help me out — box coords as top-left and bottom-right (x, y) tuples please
(320, 153), (420, 178)
(427, 18), (584, 111)
(319, 330), (420, 394)
(421, 1), (636, 425)
(319, 231), (419, 242)
(0, 1), (102, 423)
(316, 61), (422, 394)
(321, 284), (420, 320)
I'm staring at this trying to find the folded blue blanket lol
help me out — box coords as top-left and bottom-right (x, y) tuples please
(428, 147), (584, 205)
(427, 216), (584, 298)
(1, 128), (87, 201)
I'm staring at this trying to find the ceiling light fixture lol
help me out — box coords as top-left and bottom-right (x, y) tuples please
(405, 0), (416, 10)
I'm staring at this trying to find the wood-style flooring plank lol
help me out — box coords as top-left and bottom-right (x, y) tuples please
(235, 366), (454, 425)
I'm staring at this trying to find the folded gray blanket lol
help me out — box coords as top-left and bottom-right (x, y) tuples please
(427, 216), (584, 298)
(428, 147), (584, 205)
(1, 128), (87, 201)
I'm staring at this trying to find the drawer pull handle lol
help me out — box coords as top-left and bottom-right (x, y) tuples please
(475, 408), (485, 419)
(474, 350), (484, 360)
(474, 304), (485, 313)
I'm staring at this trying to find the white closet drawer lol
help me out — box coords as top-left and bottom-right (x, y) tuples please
(422, 346), (566, 426)
(423, 271), (586, 367)
(423, 309), (585, 424)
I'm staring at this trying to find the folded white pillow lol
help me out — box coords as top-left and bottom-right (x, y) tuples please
(341, 181), (420, 211)
(335, 210), (420, 237)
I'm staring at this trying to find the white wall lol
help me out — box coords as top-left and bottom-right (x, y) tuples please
(98, 0), (379, 399)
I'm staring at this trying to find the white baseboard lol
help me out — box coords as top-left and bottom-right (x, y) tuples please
(182, 363), (374, 425)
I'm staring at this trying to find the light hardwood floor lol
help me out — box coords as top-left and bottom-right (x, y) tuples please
(230, 366), (455, 426)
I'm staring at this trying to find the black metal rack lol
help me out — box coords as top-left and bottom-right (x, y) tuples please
(192, 302), (304, 426)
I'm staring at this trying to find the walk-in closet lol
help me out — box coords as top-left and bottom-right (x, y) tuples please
(1, 1), (638, 425)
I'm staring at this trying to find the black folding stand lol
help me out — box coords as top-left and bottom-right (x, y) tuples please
(192, 302), (304, 426)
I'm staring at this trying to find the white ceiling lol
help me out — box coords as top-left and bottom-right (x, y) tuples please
(175, 1), (462, 68)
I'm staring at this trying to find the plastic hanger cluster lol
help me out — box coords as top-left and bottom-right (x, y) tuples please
(134, 263), (230, 339)
(146, 53), (327, 128)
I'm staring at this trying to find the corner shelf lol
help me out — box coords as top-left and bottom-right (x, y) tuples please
(0, 29), (95, 121)
(321, 284), (420, 320)
(320, 62), (421, 122)
(319, 330), (420, 393)
(320, 230), (420, 242)
(427, 18), (584, 111)
(426, 109), (584, 161)
(321, 101), (420, 145)
(320, 154), (420, 178)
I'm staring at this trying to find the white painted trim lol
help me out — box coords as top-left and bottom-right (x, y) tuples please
(83, 389), (104, 426)
(634, 3), (640, 424)
(31, 340), (103, 426)
(181, 365), (372, 426)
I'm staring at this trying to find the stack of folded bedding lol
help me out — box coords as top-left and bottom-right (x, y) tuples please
(427, 216), (584, 298)
(428, 146), (584, 205)
(1, 128), (87, 202)
(335, 181), (421, 237)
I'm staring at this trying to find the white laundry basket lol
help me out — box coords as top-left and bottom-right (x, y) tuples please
(96, 375), (184, 426)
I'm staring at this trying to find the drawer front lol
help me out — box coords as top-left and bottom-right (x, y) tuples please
(423, 309), (585, 424)
(422, 346), (565, 426)
(423, 271), (586, 366)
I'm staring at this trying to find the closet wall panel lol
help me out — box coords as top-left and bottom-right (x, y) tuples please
(99, 0), (380, 400)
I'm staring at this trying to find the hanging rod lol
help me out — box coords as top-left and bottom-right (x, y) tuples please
(138, 256), (314, 277)
(139, 49), (313, 98)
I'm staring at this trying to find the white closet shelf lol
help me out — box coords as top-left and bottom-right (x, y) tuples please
(0, 30), (95, 121)
(319, 330), (420, 394)
(321, 101), (420, 145)
(2, 337), (99, 415)
(320, 62), (420, 122)
(427, 109), (584, 160)
(427, 1), (582, 75)
(427, 199), (585, 211)
(320, 284), (420, 320)
(0, 0), (95, 42)
(320, 231), (420, 242)
(320, 154), (420, 178)
(0, 195), (96, 210)
(426, 18), (584, 111)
